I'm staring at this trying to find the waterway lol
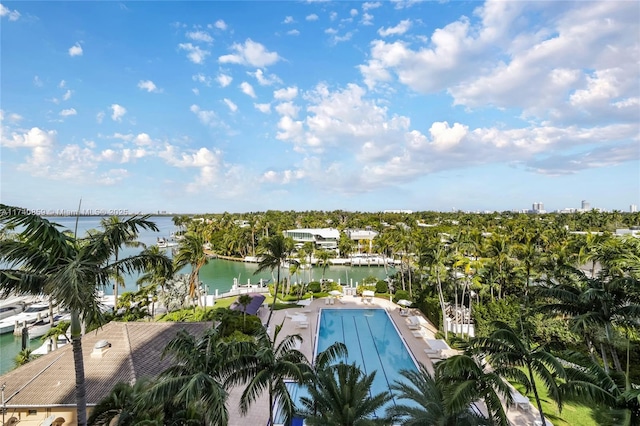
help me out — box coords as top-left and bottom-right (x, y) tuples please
(0, 216), (392, 374)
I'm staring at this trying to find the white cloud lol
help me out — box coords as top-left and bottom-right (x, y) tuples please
(240, 81), (256, 98)
(362, 2), (381, 11)
(219, 39), (281, 67)
(390, 0), (423, 9)
(178, 43), (210, 64)
(186, 30), (213, 43)
(134, 133), (153, 146)
(223, 98), (238, 112)
(283, 16), (294, 24)
(97, 169), (130, 185)
(378, 19), (412, 37)
(287, 29), (300, 36)
(274, 86), (298, 100)
(33, 76), (43, 87)
(217, 73), (233, 87)
(330, 11), (337, 21)
(62, 90), (72, 101)
(361, 13), (374, 26)
(306, 14), (318, 21)
(110, 104), (127, 122)
(2, 127), (56, 148)
(193, 73), (212, 86)
(250, 69), (281, 86)
(350, 9), (358, 17)
(0, 4), (20, 21)
(254, 103), (271, 113)
(275, 102), (299, 118)
(59, 108), (77, 117)
(96, 111), (105, 123)
(192, 88), (200, 95)
(190, 104), (218, 126)
(261, 169), (306, 184)
(137, 80), (162, 93)
(214, 19), (227, 30)
(58, 80), (66, 88)
(68, 43), (83, 57)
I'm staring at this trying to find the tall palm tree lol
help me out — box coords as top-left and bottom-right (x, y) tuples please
(255, 234), (293, 327)
(100, 215), (146, 305)
(299, 362), (393, 426)
(418, 240), (450, 339)
(316, 249), (333, 286)
(0, 206), (172, 426)
(233, 324), (310, 426)
(145, 327), (248, 425)
(238, 293), (252, 330)
(301, 342), (348, 418)
(173, 231), (208, 306)
(470, 321), (567, 426)
(389, 362), (492, 426)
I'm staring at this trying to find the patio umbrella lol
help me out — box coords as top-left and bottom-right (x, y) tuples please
(397, 299), (412, 307)
(328, 290), (342, 297)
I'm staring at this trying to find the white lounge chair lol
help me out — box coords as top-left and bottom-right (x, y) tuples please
(296, 321), (309, 329)
(325, 298), (330, 305)
(412, 329), (429, 339)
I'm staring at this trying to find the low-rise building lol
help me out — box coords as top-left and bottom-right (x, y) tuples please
(283, 228), (340, 250)
(0, 322), (209, 426)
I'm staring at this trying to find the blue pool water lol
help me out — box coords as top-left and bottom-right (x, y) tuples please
(280, 308), (419, 423)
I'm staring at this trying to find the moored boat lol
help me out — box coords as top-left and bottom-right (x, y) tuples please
(0, 302), (51, 334)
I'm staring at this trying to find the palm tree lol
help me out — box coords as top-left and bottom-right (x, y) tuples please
(100, 215), (146, 306)
(233, 323), (310, 426)
(299, 362), (393, 425)
(145, 327), (247, 425)
(173, 231), (208, 306)
(238, 293), (252, 330)
(13, 348), (35, 367)
(316, 249), (333, 286)
(389, 362), (492, 426)
(470, 321), (567, 426)
(255, 234), (293, 327)
(87, 378), (160, 425)
(436, 355), (511, 425)
(418, 240), (450, 339)
(0, 206), (172, 426)
(301, 342), (348, 417)
(536, 270), (640, 373)
(559, 350), (640, 426)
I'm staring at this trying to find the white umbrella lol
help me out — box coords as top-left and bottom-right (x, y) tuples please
(362, 290), (374, 297)
(397, 299), (412, 307)
(328, 290), (342, 297)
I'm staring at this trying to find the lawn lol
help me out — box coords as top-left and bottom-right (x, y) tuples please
(511, 374), (598, 426)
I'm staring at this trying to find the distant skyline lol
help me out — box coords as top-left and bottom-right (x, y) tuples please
(1, 1), (638, 214)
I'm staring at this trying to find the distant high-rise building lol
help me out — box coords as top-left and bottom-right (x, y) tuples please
(581, 200), (591, 210)
(631, 204), (638, 213)
(531, 202), (544, 213)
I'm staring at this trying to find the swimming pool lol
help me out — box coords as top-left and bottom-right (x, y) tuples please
(278, 308), (419, 423)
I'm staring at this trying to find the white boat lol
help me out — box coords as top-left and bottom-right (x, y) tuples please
(157, 237), (178, 248)
(32, 335), (70, 356)
(26, 313), (71, 339)
(0, 302), (51, 334)
(0, 304), (24, 321)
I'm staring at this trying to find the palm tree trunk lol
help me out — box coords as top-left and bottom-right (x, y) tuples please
(268, 382), (274, 426)
(436, 273), (447, 339)
(600, 342), (610, 374)
(71, 311), (88, 426)
(266, 265), (280, 327)
(527, 361), (546, 426)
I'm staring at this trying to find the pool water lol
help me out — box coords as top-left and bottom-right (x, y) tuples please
(278, 308), (419, 423)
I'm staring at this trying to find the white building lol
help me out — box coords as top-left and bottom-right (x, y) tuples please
(345, 229), (379, 253)
(631, 204), (638, 213)
(283, 228), (341, 250)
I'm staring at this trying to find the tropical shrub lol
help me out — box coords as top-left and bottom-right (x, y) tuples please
(375, 280), (388, 293)
(393, 290), (410, 303)
(308, 281), (322, 293)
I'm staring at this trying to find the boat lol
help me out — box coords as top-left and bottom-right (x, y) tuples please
(25, 313), (71, 339)
(0, 302), (51, 334)
(32, 334), (70, 356)
(157, 237), (178, 248)
(0, 304), (24, 321)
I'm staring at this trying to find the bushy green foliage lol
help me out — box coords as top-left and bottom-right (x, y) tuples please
(393, 290), (410, 303)
(308, 281), (322, 293)
(375, 280), (388, 293)
(415, 295), (441, 330)
(472, 297), (522, 337)
(356, 284), (376, 295)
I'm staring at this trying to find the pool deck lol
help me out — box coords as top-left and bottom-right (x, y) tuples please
(227, 295), (550, 426)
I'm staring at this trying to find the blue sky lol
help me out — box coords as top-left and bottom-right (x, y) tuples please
(1, 1), (638, 214)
